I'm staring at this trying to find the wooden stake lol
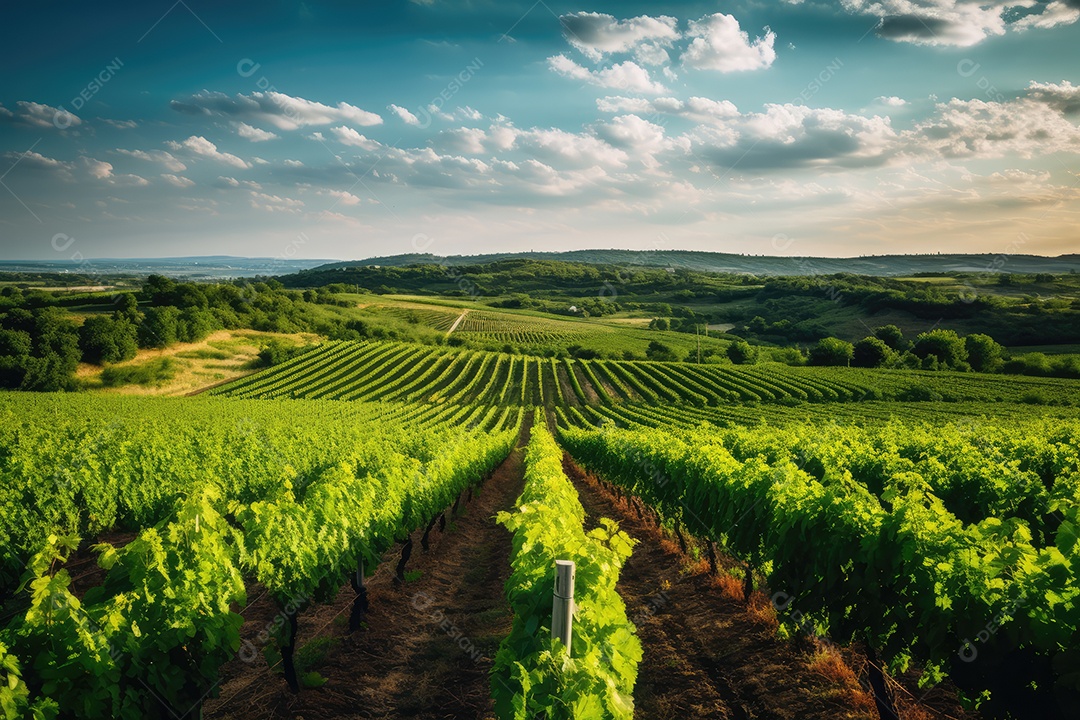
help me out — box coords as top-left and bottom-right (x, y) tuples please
(552, 560), (575, 654)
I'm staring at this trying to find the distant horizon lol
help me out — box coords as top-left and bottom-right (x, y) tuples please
(2, 248), (1080, 264)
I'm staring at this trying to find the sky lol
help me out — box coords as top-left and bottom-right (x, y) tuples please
(0, 0), (1078, 262)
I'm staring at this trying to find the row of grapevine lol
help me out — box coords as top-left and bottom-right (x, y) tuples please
(0, 398), (521, 718)
(212, 340), (1080, 410)
(558, 420), (1080, 715)
(492, 417), (641, 720)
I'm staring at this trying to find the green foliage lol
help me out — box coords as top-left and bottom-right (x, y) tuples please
(965, 333), (1004, 372)
(648, 317), (670, 331)
(913, 329), (969, 370)
(852, 336), (891, 368)
(874, 324), (907, 351)
(645, 340), (677, 362)
(493, 419), (640, 720)
(256, 339), (315, 368)
(137, 306), (180, 348)
(78, 315), (138, 365)
(560, 419), (1080, 712)
(726, 340), (758, 365)
(808, 337), (853, 366)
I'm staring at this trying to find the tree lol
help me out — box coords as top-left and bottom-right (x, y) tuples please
(874, 325), (907, 351)
(852, 336), (891, 368)
(913, 329), (968, 369)
(965, 333), (1004, 372)
(79, 315), (138, 365)
(809, 337), (854, 366)
(0, 329), (32, 388)
(645, 340), (678, 362)
(747, 316), (769, 335)
(114, 293), (141, 320)
(142, 274), (177, 304)
(176, 308), (218, 343)
(138, 306), (180, 348)
(649, 317), (670, 331)
(21, 309), (81, 391)
(726, 340), (758, 365)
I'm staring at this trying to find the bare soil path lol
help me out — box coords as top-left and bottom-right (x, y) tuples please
(206, 423), (528, 720)
(562, 451), (879, 720)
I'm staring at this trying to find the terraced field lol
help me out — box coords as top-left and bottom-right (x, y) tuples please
(211, 339), (1080, 410)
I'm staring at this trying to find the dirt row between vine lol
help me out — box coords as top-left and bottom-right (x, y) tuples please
(205, 425), (529, 720)
(561, 451), (880, 720)
(561, 451), (982, 720)
(201, 424), (955, 720)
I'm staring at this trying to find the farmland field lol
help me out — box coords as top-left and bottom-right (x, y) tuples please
(2, 290), (1079, 720)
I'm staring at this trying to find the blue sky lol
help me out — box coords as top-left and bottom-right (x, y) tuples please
(1, 0), (1078, 262)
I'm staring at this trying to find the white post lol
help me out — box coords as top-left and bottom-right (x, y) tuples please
(552, 560), (575, 654)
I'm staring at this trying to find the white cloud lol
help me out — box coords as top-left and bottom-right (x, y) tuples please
(250, 191), (304, 213)
(597, 96), (741, 125)
(558, 12), (679, 61)
(683, 14), (777, 72)
(216, 176), (262, 190)
(321, 189), (363, 206)
(80, 157), (148, 186)
(81, 157), (114, 180)
(0, 101), (82, 129)
(235, 122), (279, 142)
(101, 119), (138, 130)
(388, 104), (421, 126)
(548, 55), (667, 94)
(171, 91), (382, 131)
(691, 103), (899, 170)
(165, 136), (250, 169)
(839, 0), (1080, 47)
(1026, 80), (1080, 114)
(1014, 0), (1080, 29)
(909, 89), (1080, 159)
(114, 149), (187, 172)
(161, 174), (196, 188)
(329, 125), (382, 150)
(593, 114), (689, 168)
(6, 150), (72, 173)
(875, 96), (908, 107)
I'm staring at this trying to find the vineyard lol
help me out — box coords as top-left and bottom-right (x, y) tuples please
(211, 339), (1080, 411)
(2, 328), (1080, 718)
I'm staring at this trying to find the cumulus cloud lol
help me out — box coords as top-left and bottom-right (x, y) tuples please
(558, 12), (679, 62)
(909, 86), (1080, 159)
(215, 176), (262, 190)
(683, 14), (777, 72)
(0, 101), (81, 129)
(388, 104), (421, 126)
(329, 125), (382, 150)
(79, 156), (149, 186)
(161, 173), (196, 188)
(81, 157), (114, 180)
(249, 190), (304, 213)
(839, 0), (1080, 47)
(235, 122), (279, 142)
(114, 149), (187, 172)
(692, 104), (899, 171)
(5, 150), (73, 175)
(1026, 80), (1080, 114)
(875, 96), (908, 107)
(548, 55), (667, 94)
(597, 96), (741, 125)
(171, 91), (382, 131)
(1014, 0), (1080, 29)
(165, 136), (250, 169)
